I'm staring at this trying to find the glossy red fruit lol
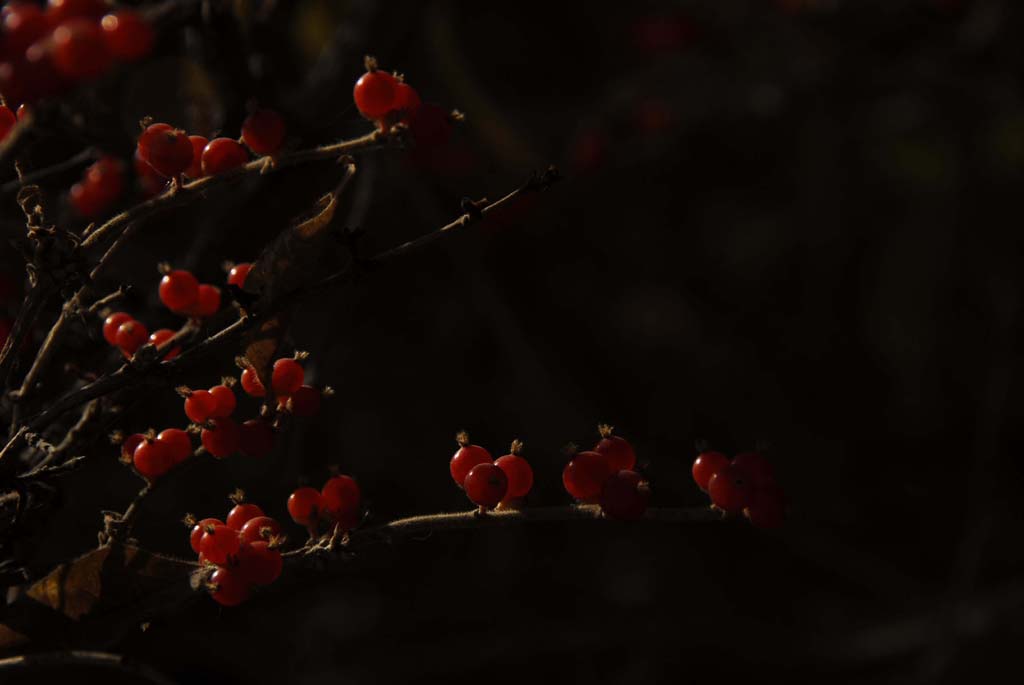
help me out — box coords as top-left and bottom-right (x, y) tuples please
(287, 487), (321, 525)
(241, 108), (286, 155)
(562, 451), (612, 503)
(201, 137), (248, 175)
(226, 503), (264, 531)
(158, 269), (199, 312)
(190, 517), (222, 554)
(184, 389), (218, 424)
(209, 567), (251, 606)
(201, 417), (239, 458)
(134, 148), (167, 197)
(464, 462), (507, 509)
(450, 432), (492, 489)
(236, 541), (282, 585)
(70, 181), (105, 218)
(138, 123), (193, 178)
(102, 311), (132, 345)
(353, 68), (397, 120)
(731, 452), (775, 488)
(100, 10), (153, 61)
(121, 432), (145, 462)
(707, 463), (754, 514)
(115, 319), (148, 357)
(155, 427), (191, 463)
(133, 439), (172, 479)
(692, 451), (729, 492)
(239, 419), (274, 458)
(745, 485), (785, 529)
(0, 106), (16, 141)
(494, 443), (532, 500)
(288, 385), (321, 416)
(227, 262), (251, 289)
(391, 82), (421, 120)
(199, 523), (241, 565)
(239, 516), (283, 544)
(52, 19), (111, 80)
(187, 284), (220, 317)
(600, 470), (650, 521)
(321, 475), (360, 526)
(148, 329), (180, 360)
(184, 135), (208, 178)
(208, 384), (236, 418)
(593, 425), (636, 472)
(46, 0), (108, 23)
(3, 4), (48, 60)
(271, 358), (304, 397)
(83, 155), (124, 200)
(239, 368), (266, 397)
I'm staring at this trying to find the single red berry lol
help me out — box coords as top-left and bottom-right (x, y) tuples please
(148, 329), (181, 360)
(184, 135), (208, 179)
(593, 425), (636, 472)
(155, 427), (192, 463)
(189, 517), (222, 554)
(115, 319), (148, 357)
(745, 485), (785, 529)
(707, 463), (755, 514)
(450, 432), (492, 489)
(321, 475), (361, 526)
(692, 451), (729, 492)
(52, 19), (111, 80)
(186, 284), (221, 317)
(287, 487), (321, 526)
(46, 0), (108, 23)
(600, 470), (650, 521)
(209, 566), (251, 606)
(201, 137), (248, 175)
(239, 368), (266, 397)
(132, 439), (173, 479)
(102, 311), (132, 345)
(731, 452), (775, 489)
(239, 419), (274, 458)
(82, 155), (124, 203)
(239, 516), (283, 544)
(562, 450), (612, 503)
(353, 68), (397, 120)
(288, 385), (321, 417)
(464, 462), (508, 509)
(3, 4), (48, 61)
(227, 262), (251, 289)
(226, 502), (264, 531)
(240, 108), (286, 155)
(138, 123), (193, 178)
(158, 269), (199, 312)
(16, 104), (30, 121)
(199, 523), (241, 565)
(134, 148), (167, 197)
(100, 10), (153, 61)
(120, 432), (145, 462)
(70, 181), (107, 218)
(494, 442), (532, 500)
(201, 417), (240, 458)
(208, 384), (236, 418)
(391, 82), (421, 121)
(235, 540), (282, 586)
(184, 389), (218, 424)
(271, 357), (304, 397)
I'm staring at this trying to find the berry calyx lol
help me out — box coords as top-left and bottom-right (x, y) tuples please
(201, 137), (249, 175)
(226, 502), (264, 531)
(100, 10), (153, 62)
(239, 419), (274, 458)
(236, 540), (282, 586)
(239, 368), (266, 397)
(692, 450), (729, 492)
(494, 439), (532, 500)
(239, 516), (283, 544)
(240, 108), (286, 155)
(464, 462), (507, 510)
(52, 19), (111, 80)
(707, 463), (754, 514)
(599, 470), (650, 521)
(287, 487), (321, 526)
(102, 311), (132, 345)
(183, 388), (218, 424)
(287, 385), (321, 417)
(594, 424), (636, 472)
(450, 431), (492, 489)
(199, 523), (241, 565)
(562, 450), (612, 503)
(148, 329), (181, 360)
(271, 357), (304, 397)
(186, 284), (221, 317)
(227, 262), (251, 289)
(115, 319), (148, 357)
(158, 268), (199, 312)
(321, 475), (360, 529)
(209, 566), (250, 606)
(189, 517), (223, 554)
(208, 383), (236, 418)
(201, 417), (240, 458)
(184, 135), (208, 179)
(132, 438), (172, 479)
(155, 427), (192, 463)
(138, 123), (193, 178)
(353, 58), (397, 120)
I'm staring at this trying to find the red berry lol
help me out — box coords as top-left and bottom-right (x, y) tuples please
(353, 68), (397, 120)
(239, 419), (274, 458)
(134, 148), (167, 197)
(184, 389), (218, 424)
(120, 432), (145, 462)
(599, 470), (650, 521)
(115, 319), (148, 357)
(731, 452), (775, 489)
(46, 0), (108, 23)
(288, 385), (321, 416)
(271, 357), (304, 397)
(201, 417), (239, 458)
(321, 475), (360, 519)
(707, 463), (755, 514)
(155, 427), (192, 463)
(0, 106), (15, 141)
(287, 487), (321, 526)
(199, 523), (241, 565)
(138, 123), (193, 178)
(52, 19), (111, 80)
(209, 566), (250, 606)
(235, 540), (282, 586)
(494, 449), (532, 500)
(464, 463), (508, 509)
(159, 269), (199, 312)
(100, 10), (153, 62)
(186, 284), (221, 317)
(184, 135), (208, 179)
(148, 329), (180, 360)
(16, 104), (30, 121)
(240, 108), (286, 155)
(562, 451), (612, 503)
(190, 517), (222, 554)
(201, 137), (248, 175)
(102, 311), (132, 345)
(239, 516), (282, 544)
(208, 384), (236, 418)
(450, 433), (492, 489)
(83, 155), (124, 203)
(239, 368), (266, 397)
(745, 485), (785, 530)
(593, 426), (636, 472)
(227, 262), (251, 289)
(226, 502), (264, 531)
(132, 439), (173, 479)
(70, 181), (106, 218)
(692, 451), (729, 492)
(3, 4), (48, 61)
(391, 81), (421, 120)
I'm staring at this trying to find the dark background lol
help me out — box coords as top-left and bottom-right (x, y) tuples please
(3, 0), (1024, 683)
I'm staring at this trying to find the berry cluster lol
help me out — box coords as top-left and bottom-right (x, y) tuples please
(449, 433), (534, 510)
(174, 378), (274, 460)
(691, 449), (785, 529)
(0, 1), (154, 108)
(562, 425), (649, 521)
(119, 427), (192, 480)
(69, 154), (124, 218)
(236, 353), (324, 417)
(187, 493), (284, 606)
(287, 474), (362, 535)
(101, 310), (174, 360)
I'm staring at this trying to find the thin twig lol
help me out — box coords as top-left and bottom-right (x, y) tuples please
(0, 147), (97, 195)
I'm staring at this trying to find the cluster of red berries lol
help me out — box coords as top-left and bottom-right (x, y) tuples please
(286, 475), (362, 535)
(352, 56), (452, 152)
(187, 494), (284, 606)
(0, 1), (154, 108)
(237, 353), (323, 417)
(118, 427), (192, 480)
(101, 310), (175, 360)
(691, 449), (785, 529)
(175, 378), (276, 460)
(69, 154), (124, 218)
(449, 434), (534, 510)
(562, 425), (649, 521)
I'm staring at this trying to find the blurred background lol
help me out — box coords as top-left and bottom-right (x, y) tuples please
(3, 0), (1024, 682)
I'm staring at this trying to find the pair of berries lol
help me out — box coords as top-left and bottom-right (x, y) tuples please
(158, 267), (221, 318)
(287, 475), (362, 535)
(177, 381), (276, 459)
(187, 495), (284, 606)
(562, 426), (649, 521)
(120, 428), (192, 480)
(101, 311), (178, 360)
(449, 433), (534, 510)
(238, 355), (323, 416)
(692, 450), (785, 529)
(352, 56), (453, 151)
(69, 154), (124, 218)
